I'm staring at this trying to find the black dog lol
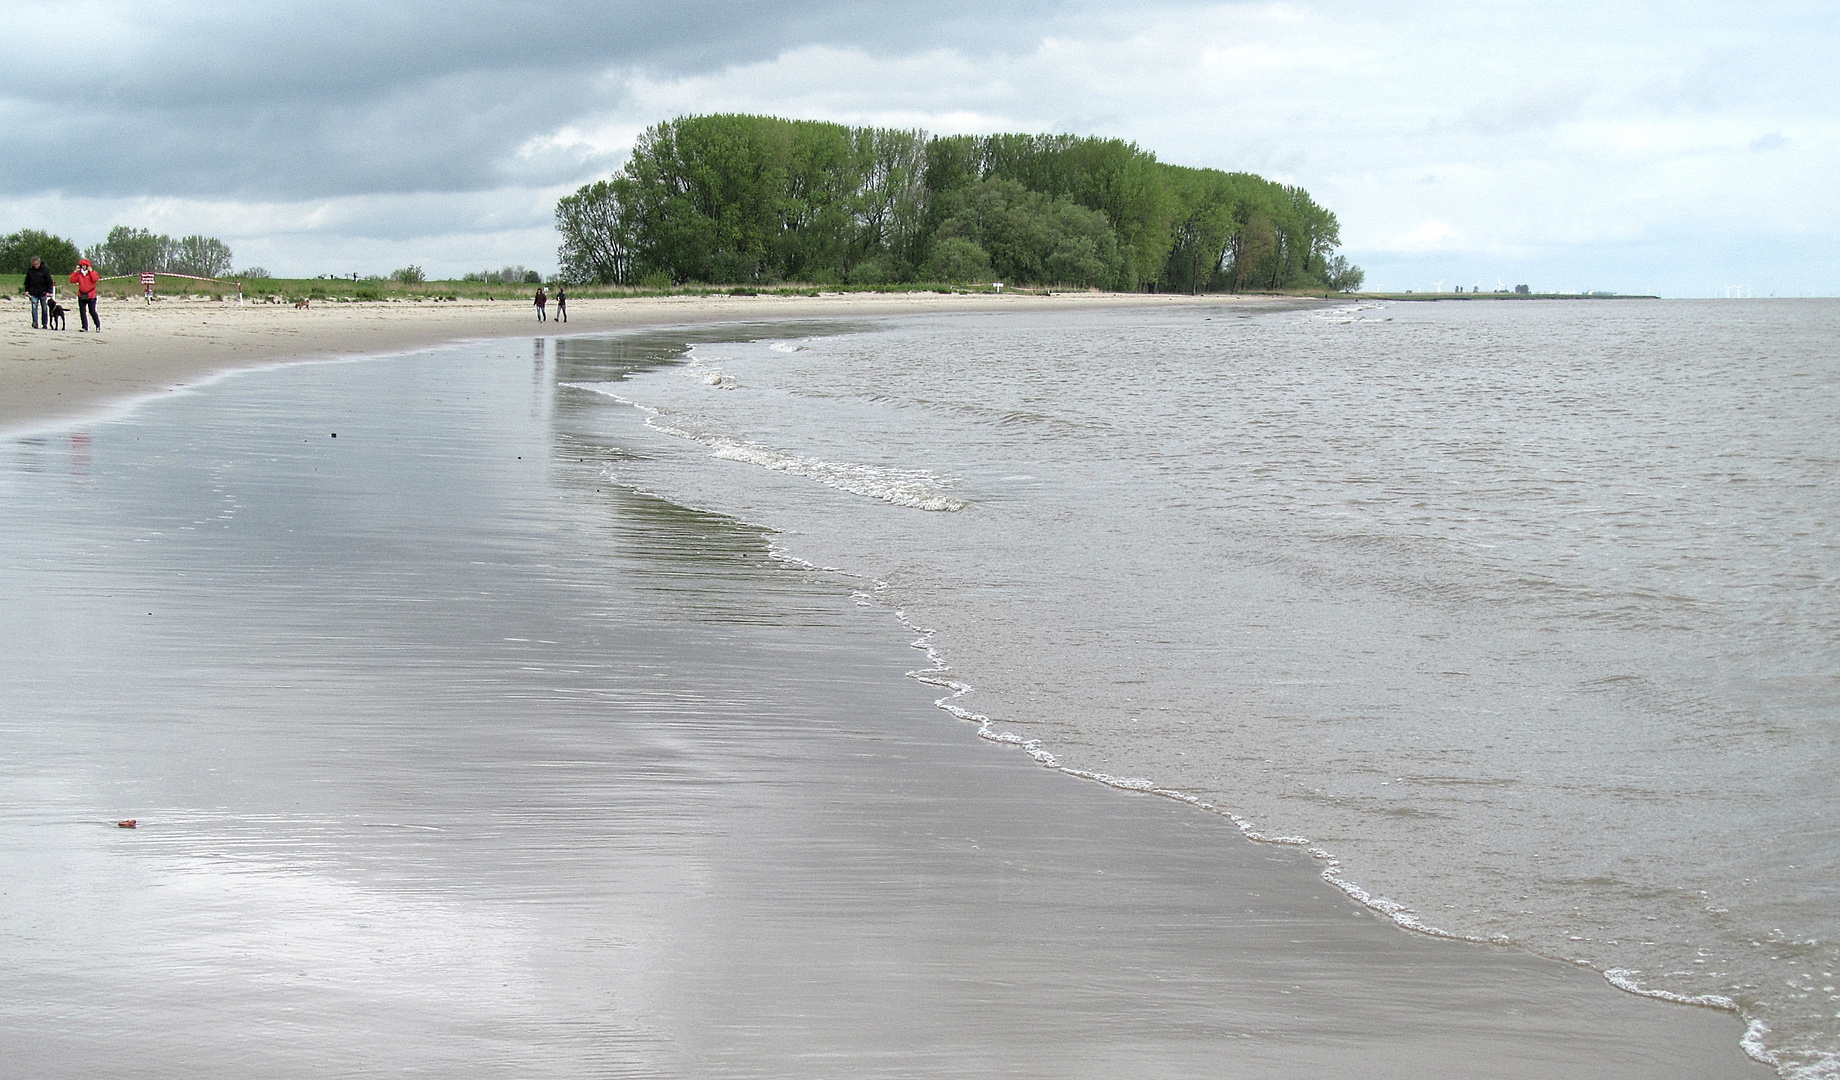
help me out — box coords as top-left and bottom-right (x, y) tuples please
(44, 298), (67, 330)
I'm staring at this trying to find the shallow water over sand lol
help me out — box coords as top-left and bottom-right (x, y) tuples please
(586, 300), (1840, 1076)
(0, 328), (1763, 1077)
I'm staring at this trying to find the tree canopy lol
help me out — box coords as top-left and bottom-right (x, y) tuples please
(81, 226), (234, 278)
(557, 114), (1361, 292)
(0, 229), (82, 275)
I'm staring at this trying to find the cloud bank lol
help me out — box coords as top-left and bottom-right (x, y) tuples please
(3, 0), (1831, 295)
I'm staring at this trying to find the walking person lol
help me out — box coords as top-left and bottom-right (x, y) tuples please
(69, 258), (101, 333)
(534, 286), (547, 323)
(553, 283), (567, 323)
(24, 257), (54, 329)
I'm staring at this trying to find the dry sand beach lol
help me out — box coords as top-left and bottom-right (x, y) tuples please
(0, 292), (1772, 1077)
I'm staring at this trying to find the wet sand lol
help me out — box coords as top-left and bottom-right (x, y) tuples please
(0, 323), (1769, 1077)
(0, 290), (1297, 438)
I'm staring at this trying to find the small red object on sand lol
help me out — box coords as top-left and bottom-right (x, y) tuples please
(116, 819), (137, 829)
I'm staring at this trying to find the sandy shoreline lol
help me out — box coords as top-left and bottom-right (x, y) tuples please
(0, 290), (1304, 436)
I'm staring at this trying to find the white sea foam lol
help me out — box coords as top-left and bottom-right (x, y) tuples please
(1308, 300), (1391, 324)
(568, 381), (967, 511)
(701, 439), (966, 512)
(1603, 968), (1741, 1011)
(1598, 970), (1840, 1078)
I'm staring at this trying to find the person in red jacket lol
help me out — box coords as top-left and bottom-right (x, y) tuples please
(69, 259), (101, 332)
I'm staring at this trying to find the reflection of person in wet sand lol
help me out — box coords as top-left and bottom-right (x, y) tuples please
(534, 286), (547, 322)
(553, 284), (567, 323)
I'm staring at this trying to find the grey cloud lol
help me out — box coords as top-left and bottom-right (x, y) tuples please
(27, 1), (1068, 107)
(1, 0), (1089, 200)
(1457, 85), (1589, 137)
(260, 189), (562, 245)
(15, 0), (1825, 295)
(1633, 29), (1840, 119)
(28, 68), (612, 200)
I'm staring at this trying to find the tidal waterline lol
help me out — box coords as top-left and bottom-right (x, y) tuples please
(0, 326), (1759, 1077)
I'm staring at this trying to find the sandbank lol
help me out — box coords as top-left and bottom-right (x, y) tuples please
(0, 290), (1302, 436)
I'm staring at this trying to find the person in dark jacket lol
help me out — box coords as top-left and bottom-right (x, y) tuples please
(553, 283), (567, 323)
(24, 257), (54, 329)
(534, 286), (547, 322)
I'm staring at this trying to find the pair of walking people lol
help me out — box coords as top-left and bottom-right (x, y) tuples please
(22, 256), (100, 331)
(534, 284), (566, 323)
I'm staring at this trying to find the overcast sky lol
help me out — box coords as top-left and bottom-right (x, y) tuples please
(2, 0), (1831, 295)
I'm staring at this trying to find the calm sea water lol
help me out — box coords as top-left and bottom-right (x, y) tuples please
(582, 299), (1840, 1077)
(6, 325), (1766, 1079)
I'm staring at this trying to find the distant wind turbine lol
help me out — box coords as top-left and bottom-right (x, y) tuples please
(1431, 279), (1445, 293)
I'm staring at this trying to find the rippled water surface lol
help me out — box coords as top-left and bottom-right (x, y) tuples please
(2, 325), (1770, 1078)
(587, 299), (1840, 1077)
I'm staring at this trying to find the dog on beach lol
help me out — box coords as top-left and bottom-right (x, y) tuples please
(294, 298), (310, 309)
(44, 298), (67, 330)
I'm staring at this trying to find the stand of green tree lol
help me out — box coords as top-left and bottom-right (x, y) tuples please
(556, 115), (1363, 293)
(0, 229), (83, 275)
(81, 226), (235, 278)
(5, 225), (255, 281)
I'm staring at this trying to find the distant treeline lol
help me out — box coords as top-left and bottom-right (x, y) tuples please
(462, 264), (544, 285)
(0, 229), (82, 275)
(0, 225), (240, 278)
(556, 114), (1362, 292)
(84, 226), (235, 278)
